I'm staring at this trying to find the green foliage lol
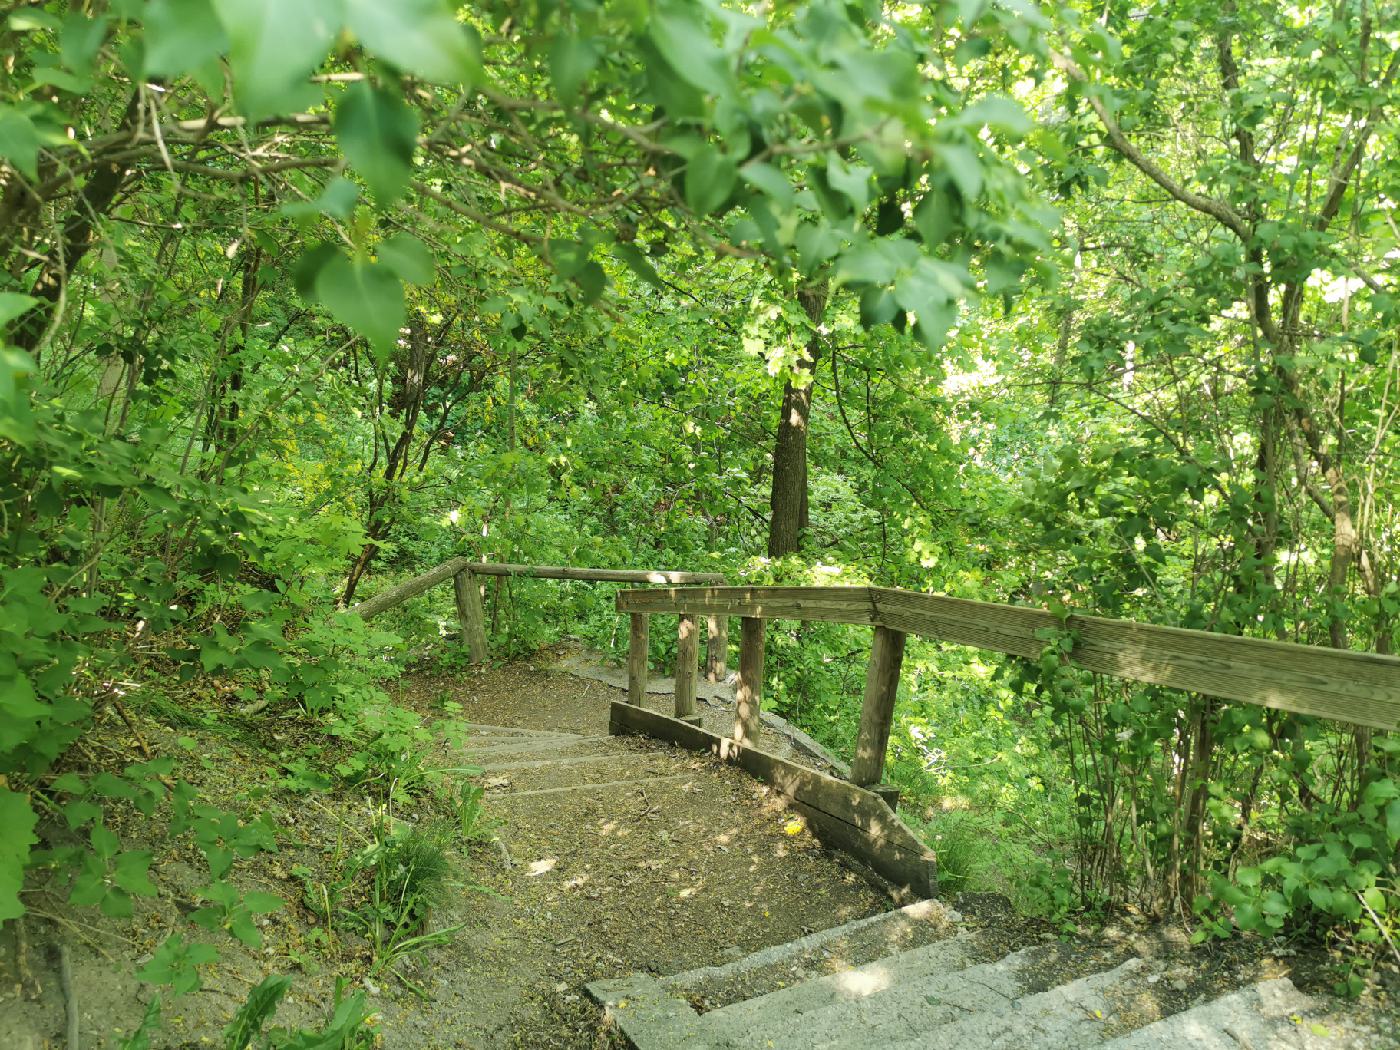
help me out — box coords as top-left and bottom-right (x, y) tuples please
(137, 934), (220, 997)
(0, 787), (37, 921)
(0, 0), (1397, 1028)
(223, 975), (378, 1050)
(224, 973), (293, 1050)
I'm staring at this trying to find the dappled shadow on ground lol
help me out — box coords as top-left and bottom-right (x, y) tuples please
(382, 661), (894, 1047)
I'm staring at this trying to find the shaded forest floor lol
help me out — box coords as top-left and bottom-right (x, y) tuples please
(3, 655), (1396, 1048)
(0, 658), (895, 1048)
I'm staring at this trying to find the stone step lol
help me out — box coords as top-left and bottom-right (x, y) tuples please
(661, 898), (961, 1010)
(1099, 978), (1327, 1049)
(479, 750), (649, 773)
(462, 721), (583, 738)
(877, 958), (1152, 1050)
(466, 734), (605, 759)
(700, 941), (1021, 1049)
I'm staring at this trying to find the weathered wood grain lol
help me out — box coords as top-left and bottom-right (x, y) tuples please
(675, 614), (699, 721)
(628, 613), (649, 707)
(354, 559), (725, 620)
(732, 617), (766, 744)
(617, 586), (879, 624)
(705, 614), (729, 683)
(453, 570), (489, 663)
(472, 562), (726, 584)
(352, 557), (473, 619)
(620, 585), (1400, 730)
(871, 588), (1400, 730)
(850, 625), (906, 787)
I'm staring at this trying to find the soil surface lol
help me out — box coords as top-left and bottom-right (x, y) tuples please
(382, 661), (892, 1047)
(0, 656), (893, 1049)
(4, 653), (1396, 1048)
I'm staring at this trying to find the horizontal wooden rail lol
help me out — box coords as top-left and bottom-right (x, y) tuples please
(351, 557), (476, 620)
(617, 585), (1400, 732)
(466, 562), (726, 585)
(617, 585), (879, 625)
(350, 558), (729, 672)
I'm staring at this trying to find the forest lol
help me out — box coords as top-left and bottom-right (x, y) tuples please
(1, 0), (1398, 1046)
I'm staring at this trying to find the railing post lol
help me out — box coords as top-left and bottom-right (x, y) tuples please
(850, 625), (906, 800)
(453, 569), (489, 663)
(627, 613), (649, 707)
(674, 613), (700, 724)
(731, 617), (765, 745)
(705, 614), (728, 683)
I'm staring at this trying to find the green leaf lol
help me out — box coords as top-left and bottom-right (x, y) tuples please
(113, 851), (159, 896)
(8, 9), (61, 31)
(0, 292), (40, 329)
(188, 905), (224, 932)
(312, 251), (405, 359)
(346, 0), (481, 84)
(335, 81), (419, 206)
(211, 0), (343, 119)
(60, 13), (108, 74)
(376, 233), (434, 285)
(685, 143), (737, 216)
(956, 96), (1032, 135)
(550, 34), (599, 100)
(612, 243), (663, 289)
(281, 176), (360, 220)
(138, 934), (219, 996)
(573, 260), (607, 304)
(91, 821), (120, 860)
(143, 0), (229, 77)
(739, 161), (794, 209)
(794, 223), (842, 273)
(0, 788), (38, 922)
(228, 909), (262, 948)
(939, 143), (984, 200)
(826, 155), (874, 214)
(100, 886), (134, 918)
(224, 974), (291, 1050)
(913, 191), (956, 246)
(242, 890), (284, 914)
(648, 4), (728, 96)
(0, 107), (42, 180)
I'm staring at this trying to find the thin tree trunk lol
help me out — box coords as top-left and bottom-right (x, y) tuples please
(13, 93), (141, 358)
(767, 284), (827, 558)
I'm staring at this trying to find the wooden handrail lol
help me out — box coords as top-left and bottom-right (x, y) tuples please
(617, 583), (1400, 800)
(349, 558), (729, 673)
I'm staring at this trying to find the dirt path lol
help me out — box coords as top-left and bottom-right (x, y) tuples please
(376, 663), (893, 1047)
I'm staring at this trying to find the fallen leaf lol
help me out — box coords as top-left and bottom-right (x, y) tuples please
(526, 857), (557, 876)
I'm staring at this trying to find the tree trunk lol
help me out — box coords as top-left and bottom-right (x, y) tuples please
(12, 93), (141, 358)
(342, 319), (434, 604)
(766, 284), (827, 558)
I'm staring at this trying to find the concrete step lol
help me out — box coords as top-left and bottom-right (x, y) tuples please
(876, 957), (1151, 1050)
(661, 899), (962, 1010)
(462, 721), (584, 738)
(700, 942), (1024, 1049)
(1099, 978), (1329, 1049)
(466, 734), (603, 759)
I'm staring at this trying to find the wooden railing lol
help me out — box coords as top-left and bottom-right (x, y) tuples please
(350, 558), (729, 675)
(617, 585), (1400, 798)
(350, 569), (1399, 897)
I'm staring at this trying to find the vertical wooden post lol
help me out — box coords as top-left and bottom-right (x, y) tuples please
(850, 626), (906, 788)
(674, 613), (699, 723)
(731, 617), (765, 745)
(627, 613), (649, 707)
(453, 569), (489, 663)
(705, 615), (729, 683)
